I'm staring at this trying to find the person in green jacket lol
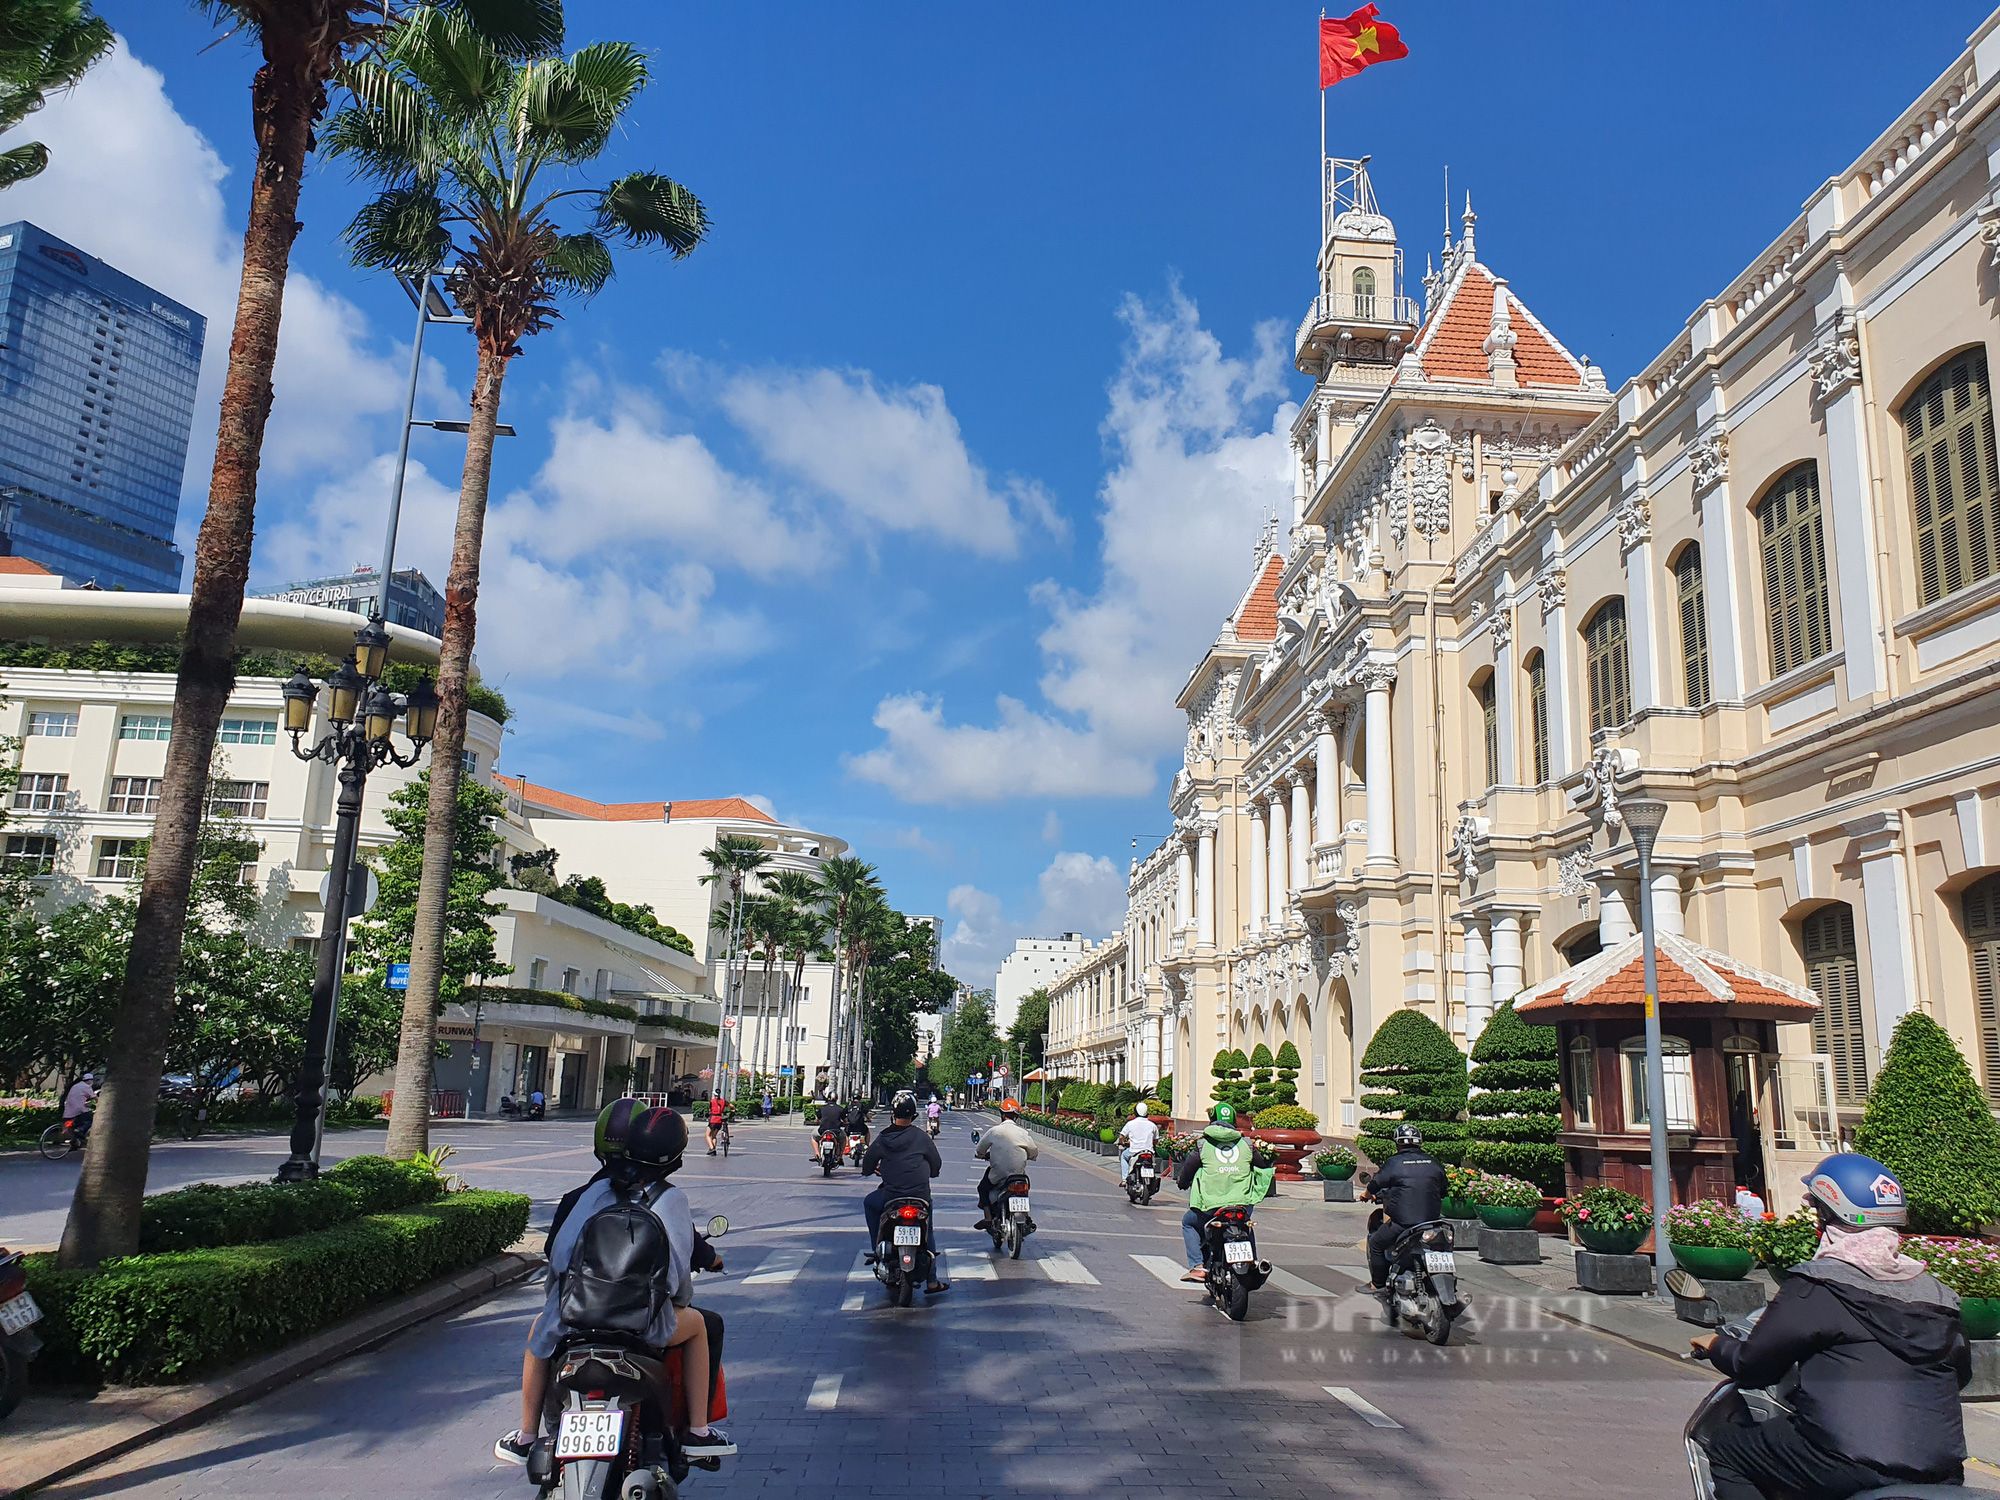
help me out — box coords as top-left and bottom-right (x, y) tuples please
(1172, 1103), (1276, 1283)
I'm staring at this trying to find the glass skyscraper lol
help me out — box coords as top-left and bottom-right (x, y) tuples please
(0, 221), (204, 591)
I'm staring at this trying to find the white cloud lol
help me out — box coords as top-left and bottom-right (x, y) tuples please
(940, 850), (1129, 986)
(849, 289), (1294, 804)
(1041, 810), (1062, 844)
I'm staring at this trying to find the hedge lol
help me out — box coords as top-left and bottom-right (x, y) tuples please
(26, 1189), (530, 1384)
(1463, 1000), (1563, 1193)
(1855, 1012), (2000, 1234)
(139, 1155), (443, 1253)
(1357, 1009), (1468, 1165)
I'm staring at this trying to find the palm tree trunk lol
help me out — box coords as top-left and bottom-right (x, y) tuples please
(387, 340), (509, 1159)
(58, 30), (328, 1269)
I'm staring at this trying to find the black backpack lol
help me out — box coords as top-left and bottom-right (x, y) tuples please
(558, 1180), (675, 1337)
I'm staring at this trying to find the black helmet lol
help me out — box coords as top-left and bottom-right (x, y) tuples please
(593, 1097), (643, 1164)
(1392, 1123), (1423, 1149)
(625, 1107), (688, 1173)
(893, 1095), (918, 1121)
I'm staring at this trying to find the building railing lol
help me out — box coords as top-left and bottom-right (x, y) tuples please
(1294, 292), (1420, 357)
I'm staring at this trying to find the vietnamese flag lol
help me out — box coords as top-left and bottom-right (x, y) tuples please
(1321, 4), (1408, 88)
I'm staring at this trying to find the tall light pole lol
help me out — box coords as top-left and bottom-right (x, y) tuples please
(1621, 795), (1677, 1298)
(274, 620), (437, 1182)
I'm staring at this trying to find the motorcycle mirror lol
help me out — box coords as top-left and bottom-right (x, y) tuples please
(970, 1131), (980, 1142)
(706, 1215), (728, 1238)
(1357, 1172), (1373, 1186)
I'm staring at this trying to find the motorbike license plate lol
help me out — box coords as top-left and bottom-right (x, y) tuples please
(1223, 1239), (1254, 1264)
(0, 1292), (41, 1335)
(893, 1225), (923, 1245)
(555, 1408), (625, 1460)
(1424, 1251), (1456, 1273)
(1009, 1197), (1031, 1214)
(1139, 1168), (1157, 1178)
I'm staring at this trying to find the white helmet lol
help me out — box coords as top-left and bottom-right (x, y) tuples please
(1135, 1102), (1149, 1117)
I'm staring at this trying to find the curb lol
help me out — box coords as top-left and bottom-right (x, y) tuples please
(0, 1249), (544, 1498)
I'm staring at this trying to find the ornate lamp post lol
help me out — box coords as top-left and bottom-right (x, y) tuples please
(274, 620), (438, 1182)
(1620, 795), (1677, 1297)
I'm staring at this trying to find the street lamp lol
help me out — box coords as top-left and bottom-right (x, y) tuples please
(274, 624), (437, 1183)
(1621, 795), (1676, 1298)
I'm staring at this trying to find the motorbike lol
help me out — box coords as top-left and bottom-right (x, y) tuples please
(845, 1130), (868, 1167)
(872, 1197), (939, 1307)
(986, 1173), (1035, 1259)
(0, 1248), (42, 1421)
(1367, 1209), (1462, 1346)
(528, 1216), (730, 1500)
(1199, 1205), (1272, 1322)
(1123, 1150), (1161, 1205)
(500, 1095), (547, 1122)
(927, 1117), (940, 1139)
(815, 1129), (841, 1176)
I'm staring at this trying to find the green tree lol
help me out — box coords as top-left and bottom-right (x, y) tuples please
(1007, 986), (1049, 1072)
(0, 0), (112, 188)
(937, 992), (1000, 1098)
(1358, 1009), (1469, 1166)
(1463, 1000), (1563, 1193)
(1856, 1012), (2000, 1233)
(1247, 1042), (1279, 1116)
(328, 5), (708, 1158)
(864, 916), (956, 1089)
(1272, 1041), (1301, 1108)
(1210, 1047), (1250, 1115)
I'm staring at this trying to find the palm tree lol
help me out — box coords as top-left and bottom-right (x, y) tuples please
(58, 0), (564, 1270)
(331, 7), (709, 1157)
(812, 855), (881, 1095)
(693, 835), (771, 1102)
(0, 0), (112, 189)
(767, 870), (822, 1098)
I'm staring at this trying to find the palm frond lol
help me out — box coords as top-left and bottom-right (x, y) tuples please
(440, 0), (564, 60)
(392, 5), (515, 134)
(519, 54), (624, 164)
(343, 186), (452, 274)
(595, 172), (709, 257)
(0, 140), (48, 191)
(541, 231), (612, 297)
(562, 40), (648, 116)
(325, 66), (442, 187)
(34, 11), (112, 93)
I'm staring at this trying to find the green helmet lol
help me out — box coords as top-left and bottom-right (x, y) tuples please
(594, 1097), (643, 1163)
(1209, 1102), (1235, 1126)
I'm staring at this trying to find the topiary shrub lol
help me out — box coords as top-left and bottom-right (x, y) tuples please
(1246, 1043), (1279, 1117)
(1058, 1082), (1106, 1113)
(1273, 1041), (1302, 1108)
(1855, 1012), (2000, 1234)
(1357, 1008), (1469, 1166)
(1463, 1000), (1563, 1194)
(1157, 1074), (1173, 1109)
(1210, 1048), (1250, 1115)
(1252, 1104), (1320, 1130)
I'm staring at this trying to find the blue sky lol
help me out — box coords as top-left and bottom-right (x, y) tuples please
(12, 1), (1989, 982)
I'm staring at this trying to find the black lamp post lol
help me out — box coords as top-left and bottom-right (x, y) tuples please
(1620, 795), (1677, 1298)
(274, 621), (437, 1183)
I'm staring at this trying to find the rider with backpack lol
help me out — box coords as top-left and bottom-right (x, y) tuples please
(494, 1105), (733, 1465)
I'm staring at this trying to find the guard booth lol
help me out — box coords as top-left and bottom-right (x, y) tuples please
(1515, 933), (1825, 1210)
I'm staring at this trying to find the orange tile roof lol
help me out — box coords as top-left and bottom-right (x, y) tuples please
(1233, 553), (1286, 642)
(667, 798), (777, 823)
(1516, 933), (1819, 1021)
(1413, 264), (1582, 389)
(493, 775), (775, 825)
(0, 557), (53, 575)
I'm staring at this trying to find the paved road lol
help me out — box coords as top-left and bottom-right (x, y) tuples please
(37, 1111), (1713, 1500)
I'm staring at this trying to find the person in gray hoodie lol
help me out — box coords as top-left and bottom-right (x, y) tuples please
(972, 1099), (1038, 1229)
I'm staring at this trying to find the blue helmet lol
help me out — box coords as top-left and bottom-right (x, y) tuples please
(1803, 1153), (1907, 1229)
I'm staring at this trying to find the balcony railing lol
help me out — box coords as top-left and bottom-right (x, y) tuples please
(1295, 291), (1420, 358)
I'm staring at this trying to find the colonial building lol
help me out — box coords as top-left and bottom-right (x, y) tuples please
(1134, 11), (2000, 1168)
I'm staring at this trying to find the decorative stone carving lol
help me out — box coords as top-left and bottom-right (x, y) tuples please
(1351, 660), (1398, 693)
(1327, 631), (1373, 690)
(1981, 203), (2000, 268)
(1558, 847), (1592, 903)
(1616, 494), (1652, 553)
(1690, 433), (1729, 497)
(1574, 744), (1640, 829)
(1490, 612), (1513, 651)
(1408, 419), (1454, 542)
(1447, 813), (1490, 885)
(1537, 567), (1567, 618)
(1809, 316), (1862, 405)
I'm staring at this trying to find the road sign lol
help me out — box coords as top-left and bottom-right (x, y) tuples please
(967, 1075), (983, 1084)
(779, 1066), (794, 1076)
(995, 1065), (1009, 1077)
(722, 1017), (737, 1030)
(387, 962), (410, 990)
(319, 866), (379, 916)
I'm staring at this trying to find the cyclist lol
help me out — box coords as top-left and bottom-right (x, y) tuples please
(705, 1093), (729, 1154)
(62, 1072), (98, 1144)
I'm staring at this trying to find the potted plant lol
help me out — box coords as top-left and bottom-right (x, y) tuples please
(1311, 1143), (1357, 1181)
(1749, 1207), (1819, 1282)
(1098, 1126), (1117, 1144)
(1471, 1172), (1541, 1230)
(1665, 1199), (1755, 1281)
(1558, 1185), (1653, 1254)
(1247, 1104), (1322, 1179)
(1441, 1164), (1480, 1221)
(1903, 1237), (2000, 1339)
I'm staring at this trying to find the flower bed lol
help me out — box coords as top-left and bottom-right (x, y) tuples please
(1665, 1199), (1753, 1250)
(1558, 1186), (1653, 1252)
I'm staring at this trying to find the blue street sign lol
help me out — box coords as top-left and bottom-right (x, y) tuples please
(388, 963), (410, 990)
(779, 1066), (794, 1076)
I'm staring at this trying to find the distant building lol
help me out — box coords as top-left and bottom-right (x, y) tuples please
(255, 566), (444, 639)
(0, 222), (204, 591)
(994, 933), (1086, 1034)
(908, 914), (942, 968)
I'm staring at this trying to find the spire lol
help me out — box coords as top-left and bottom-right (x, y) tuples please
(1461, 192), (1477, 257)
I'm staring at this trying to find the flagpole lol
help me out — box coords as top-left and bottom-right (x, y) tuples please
(1319, 9), (1327, 242)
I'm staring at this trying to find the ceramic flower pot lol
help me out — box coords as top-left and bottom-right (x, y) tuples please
(1668, 1244), (1755, 1282)
(1247, 1128), (1321, 1180)
(1575, 1222), (1649, 1255)
(1316, 1161), (1356, 1180)
(1476, 1204), (1539, 1231)
(1961, 1297), (2000, 1340)
(1440, 1196), (1479, 1221)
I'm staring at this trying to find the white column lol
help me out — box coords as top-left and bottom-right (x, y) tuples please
(1195, 818), (1216, 950)
(1247, 803), (1268, 934)
(1493, 615), (1518, 784)
(1290, 776), (1311, 894)
(1850, 811), (1919, 1077)
(1622, 503), (1660, 713)
(1596, 875), (1636, 946)
(1313, 713), (1339, 845)
(1292, 438), (1309, 532)
(1491, 911), (1524, 1004)
(1361, 663), (1397, 865)
(1650, 867), (1685, 939)
(1696, 443), (1748, 701)
(1461, 915), (1494, 1040)
(1268, 783), (1290, 922)
(1814, 322), (1889, 697)
(1174, 834), (1194, 936)
(1541, 573), (1574, 780)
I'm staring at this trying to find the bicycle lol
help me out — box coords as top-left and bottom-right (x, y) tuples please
(161, 1085), (208, 1141)
(38, 1118), (87, 1161)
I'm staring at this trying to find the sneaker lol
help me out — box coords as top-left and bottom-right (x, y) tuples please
(683, 1426), (736, 1457)
(707, 1148), (717, 1156)
(493, 1430), (534, 1466)
(972, 1218), (990, 1231)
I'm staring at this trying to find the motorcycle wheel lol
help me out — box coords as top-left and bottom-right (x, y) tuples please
(1226, 1276), (1251, 1322)
(988, 1221), (1004, 1254)
(0, 1342), (27, 1420)
(1422, 1297), (1451, 1345)
(1143, 1181), (1158, 1205)
(37, 1124), (70, 1161)
(821, 1157), (834, 1177)
(896, 1276), (914, 1308)
(1008, 1219), (1023, 1259)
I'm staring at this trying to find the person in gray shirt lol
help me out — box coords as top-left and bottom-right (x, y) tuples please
(972, 1099), (1039, 1229)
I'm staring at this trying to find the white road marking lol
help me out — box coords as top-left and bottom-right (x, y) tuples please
(1132, 1254), (1193, 1288)
(1323, 1386), (1402, 1429)
(1268, 1267), (1339, 1297)
(842, 1249), (871, 1311)
(807, 1373), (842, 1410)
(1036, 1250), (1100, 1285)
(943, 1253), (996, 1280)
(743, 1248), (811, 1285)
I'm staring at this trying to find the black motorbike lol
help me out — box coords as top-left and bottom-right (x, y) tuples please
(501, 1095), (547, 1121)
(0, 1248), (42, 1421)
(1123, 1150), (1161, 1205)
(527, 1217), (729, 1500)
(815, 1128), (841, 1176)
(1370, 1211), (1462, 1346)
(986, 1173), (1035, 1258)
(1200, 1205), (1272, 1322)
(872, 1197), (939, 1307)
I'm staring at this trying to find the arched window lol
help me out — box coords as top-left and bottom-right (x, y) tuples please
(1478, 675), (1498, 788)
(1903, 348), (2000, 606)
(1526, 650), (1550, 784)
(1566, 1035), (1596, 1128)
(1583, 599), (1631, 732)
(1963, 874), (2000, 1104)
(1563, 930), (1603, 967)
(1758, 463), (1832, 677)
(1802, 903), (1867, 1105)
(1352, 266), (1376, 317)
(1674, 543), (1711, 708)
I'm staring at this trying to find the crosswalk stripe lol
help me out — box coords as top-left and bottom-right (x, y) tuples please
(807, 1374), (842, 1410)
(941, 1253), (996, 1281)
(743, 1248), (811, 1285)
(1132, 1254), (1191, 1288)
(842, 1249), (870, 1310)
(1323, 1386), (1401, 1429)
(1036, 1250), (1100, 1285)
(1267, 1267), (1340, 1297)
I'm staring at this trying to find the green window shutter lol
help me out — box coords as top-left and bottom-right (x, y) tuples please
(1803, 904), (1866, 1106)
(1675, 544), (1710, 708)
(1902, 349), (1999, 606)
(1479, 677), (1498, 787)
(1528, 653), (1549, 784)
(1759, 464), (1833, 678)
(1584, 600), (1631, 732)
(1964, 874), (2000, 1105)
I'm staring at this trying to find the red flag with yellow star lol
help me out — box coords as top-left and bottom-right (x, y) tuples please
(1320, 4), (1408, 88)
